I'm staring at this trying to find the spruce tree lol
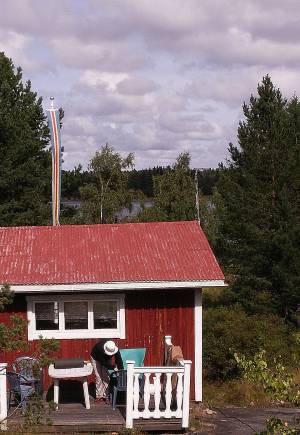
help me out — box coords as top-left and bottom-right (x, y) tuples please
(217, 76), (300, 315)
(0, 53), (51, 226)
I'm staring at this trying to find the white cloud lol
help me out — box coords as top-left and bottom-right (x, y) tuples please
(79, 71), (129, 91)
(117, 77), (159, 95)
(2, 0), (300, 170)
(0, 30), (37, 71)
(50, 37), (149, 72)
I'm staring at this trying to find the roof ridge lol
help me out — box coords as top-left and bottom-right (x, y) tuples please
(0, 220), (199, 231)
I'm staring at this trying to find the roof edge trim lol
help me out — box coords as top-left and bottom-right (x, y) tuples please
(11, 280), (226, 293)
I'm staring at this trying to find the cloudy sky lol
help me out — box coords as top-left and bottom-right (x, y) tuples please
(1, 0), (300, 170)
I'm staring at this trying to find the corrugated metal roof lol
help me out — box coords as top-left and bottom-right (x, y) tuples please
(0, 221), (224, 285)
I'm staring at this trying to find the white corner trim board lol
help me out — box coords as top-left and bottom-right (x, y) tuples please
(194, 288), (202, 402)
(12, 280), (226, 293)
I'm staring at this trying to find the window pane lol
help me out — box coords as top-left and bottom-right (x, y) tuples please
(93, 301), (118, 329)
(64, 302), (88, 329)
(35, 302), (59, 330)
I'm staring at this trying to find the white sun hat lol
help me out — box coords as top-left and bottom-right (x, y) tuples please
(104, 340), (118, 356)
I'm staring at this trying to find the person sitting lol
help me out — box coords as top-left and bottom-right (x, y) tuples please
(90, 339), (123, 403)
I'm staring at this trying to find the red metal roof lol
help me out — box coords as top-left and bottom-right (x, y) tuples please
(0, 221), (224, 285)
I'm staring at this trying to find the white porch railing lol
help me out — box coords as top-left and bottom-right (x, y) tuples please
(0, 363), (7, 430)
(125, 359), (192, 429)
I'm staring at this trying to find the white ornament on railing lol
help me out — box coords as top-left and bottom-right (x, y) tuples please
(125, 360), (192, 429)
(143, 373), (151, 418)
(165, 372), (172, 418)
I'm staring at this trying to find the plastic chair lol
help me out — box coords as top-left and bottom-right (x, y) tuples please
(6, 371), (35, 411)
(110, 348), (146, 409)
(13, 356), (43, 395)
(110, 370), (127, 410)
(119, 348), (146, 369)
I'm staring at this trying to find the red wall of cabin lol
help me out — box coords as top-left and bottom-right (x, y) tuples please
(0, 290), (195, 398)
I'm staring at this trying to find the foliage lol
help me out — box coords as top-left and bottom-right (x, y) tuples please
(0, 283), (14, 312)
(203, 304), (300, 381)
(23, 394), (55, 430)
(0, 285), (59, 360)
(215, 76), (300, 316)
(257, 417), (298, 435)
(61, 164), (94, 199)
(204, 379), (272, 407)
(0, 286), (59, 430)
(127, 166), (168, 198)
(0, 315), (60, 363)
(0, 284), (28, 351)
(0, 314), (28, 351)
(78, 143), (134, 223)
(62, 165), (219, 203)
(234, 349), (300, 404)
(199, 189), (223, 247)
(195, 168), (220, 196)
(155, 151), (196, 221)
(32, 337), (60, 369)
(0, 52), (52, 226)
(137, 152), (197, 222)
(188, 417), (205, 433)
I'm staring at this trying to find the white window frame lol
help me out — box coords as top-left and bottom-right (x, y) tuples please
(26, 294), (125, 341)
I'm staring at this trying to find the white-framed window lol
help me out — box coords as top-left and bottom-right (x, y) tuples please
(26, 294), (125, 340)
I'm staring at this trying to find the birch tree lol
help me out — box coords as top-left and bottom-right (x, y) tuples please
(79, 144), (134, 223)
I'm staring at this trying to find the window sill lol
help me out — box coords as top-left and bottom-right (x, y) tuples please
(28, 329), (122, 340)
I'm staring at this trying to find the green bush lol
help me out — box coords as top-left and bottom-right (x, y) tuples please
(203, 305), (300, 381)
(234, 349), (300, 404)
(258, 417), (298, 435)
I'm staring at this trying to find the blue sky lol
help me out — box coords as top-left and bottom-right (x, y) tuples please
(1, 0), (300, 170)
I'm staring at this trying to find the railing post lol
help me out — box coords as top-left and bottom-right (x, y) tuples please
(164, 335), (172, 365)
(164, 335), (172, 346)
(126, 360), (135, 429)
(181, 360), (192, 428)
(0, 363), (8, 430)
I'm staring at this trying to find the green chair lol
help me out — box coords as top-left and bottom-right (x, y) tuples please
(120, 348), (146, 368)
(110, 348), (146, 410)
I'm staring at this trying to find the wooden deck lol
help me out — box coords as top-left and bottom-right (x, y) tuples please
(7, 400), (183, 433)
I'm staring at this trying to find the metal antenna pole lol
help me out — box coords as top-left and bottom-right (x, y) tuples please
(50, 96), (55, 110)
(195, 169), (201, 225)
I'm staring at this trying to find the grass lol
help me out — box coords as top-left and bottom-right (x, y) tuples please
(203, 379), (273, 408)
(203, 368), (300, 408)
(188, 417), (205, 433)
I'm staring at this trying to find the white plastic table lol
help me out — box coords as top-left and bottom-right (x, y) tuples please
(48, 362), (93, 409)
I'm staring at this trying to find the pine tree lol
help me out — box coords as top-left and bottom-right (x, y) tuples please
(216, 76), (300, 315)
(0, 53), (51, 226)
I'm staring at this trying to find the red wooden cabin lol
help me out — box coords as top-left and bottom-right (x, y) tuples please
(0, 221), (225, 401)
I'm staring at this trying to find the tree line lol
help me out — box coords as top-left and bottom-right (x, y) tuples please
(61, 164), (219, 200)
(1, 52), (300, 394)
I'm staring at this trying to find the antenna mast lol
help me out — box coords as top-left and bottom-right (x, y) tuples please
(195, 169), (200, 225)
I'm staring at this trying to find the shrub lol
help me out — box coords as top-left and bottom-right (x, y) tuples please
(234, 349), (300, 404)
(258, 417), (298, 435)
(203, 305), (300, 381)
